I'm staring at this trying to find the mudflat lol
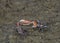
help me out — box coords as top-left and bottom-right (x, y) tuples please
(0, 0), (60, 43)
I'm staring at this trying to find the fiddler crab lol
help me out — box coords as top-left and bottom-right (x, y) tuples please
(16, 19), (48, 35)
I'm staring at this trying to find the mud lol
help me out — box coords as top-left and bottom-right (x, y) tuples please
(0, 0), (60, 43)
